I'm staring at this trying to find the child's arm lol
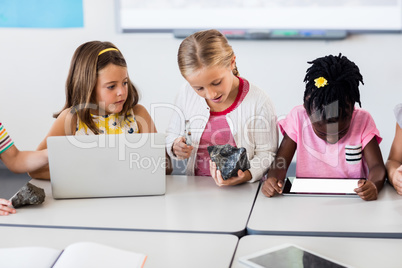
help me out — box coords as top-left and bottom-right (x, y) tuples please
(0, 145), (48, 173)
(165, 152), (173, 175)
(386, 123), (402, 195)
(172, 137), (193, 160)
(0, 199), (15, 216)
(245, 96), (278, 183)
(165, 85), (194, 161)
(355, 137), (386, 201)
(29, 109), (76, 180)
(261, 133), (297, 197)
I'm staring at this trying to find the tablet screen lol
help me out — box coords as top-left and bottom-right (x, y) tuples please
(239, 244), (347, 268)
(282, 177), (363, 196)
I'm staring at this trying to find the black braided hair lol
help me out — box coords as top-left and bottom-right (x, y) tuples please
(303, 53), (363, 122)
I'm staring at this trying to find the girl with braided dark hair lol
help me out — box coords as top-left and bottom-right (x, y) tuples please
(262, 54), (386, 201)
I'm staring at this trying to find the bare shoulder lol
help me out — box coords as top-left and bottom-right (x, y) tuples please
(132, 104), (150, 116)
(52, 108), (77, 135)
(132, 104), (156, 133)
(37, 108), (77, 150)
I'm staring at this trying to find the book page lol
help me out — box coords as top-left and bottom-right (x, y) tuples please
(291, 178), (360, 194)
(53, 241), (147, 268)
(0, 246), (61, 268)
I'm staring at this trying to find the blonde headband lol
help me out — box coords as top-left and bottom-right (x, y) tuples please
(98, 48), (119, 56)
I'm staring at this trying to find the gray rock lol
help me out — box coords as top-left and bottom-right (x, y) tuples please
(11, 182), (45, 208)
(207, 144), (250, 180)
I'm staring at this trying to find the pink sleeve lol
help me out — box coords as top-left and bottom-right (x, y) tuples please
(361, 111), (382, 149)
(278, 106), (301, 143)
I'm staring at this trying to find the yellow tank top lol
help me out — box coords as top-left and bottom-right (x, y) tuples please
(75, 109), (139, 135)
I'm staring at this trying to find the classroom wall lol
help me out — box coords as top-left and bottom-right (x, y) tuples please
(0, 0), (401, 160)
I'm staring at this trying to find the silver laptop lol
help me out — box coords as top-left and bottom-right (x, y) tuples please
(47, 133), (166, 199)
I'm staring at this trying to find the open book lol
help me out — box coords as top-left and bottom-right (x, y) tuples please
(0, 241), (147, 268)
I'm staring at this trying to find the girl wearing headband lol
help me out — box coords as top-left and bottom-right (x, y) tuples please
(30, 41), (170, 179)
(261, 54), (386, 201)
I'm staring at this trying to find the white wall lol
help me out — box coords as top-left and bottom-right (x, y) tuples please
(0, 0), (401, 161)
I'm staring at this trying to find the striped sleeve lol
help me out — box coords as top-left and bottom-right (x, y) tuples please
(0, 122), (14, 154)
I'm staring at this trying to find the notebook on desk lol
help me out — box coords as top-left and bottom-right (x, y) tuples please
(47, 133), (166, 199)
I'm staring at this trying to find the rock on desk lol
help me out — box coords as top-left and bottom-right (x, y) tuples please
(0, 175), (259, 236)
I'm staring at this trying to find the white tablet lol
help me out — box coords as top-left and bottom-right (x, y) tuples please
(239, 243), (350, 268)
(282, 177), (363, 197)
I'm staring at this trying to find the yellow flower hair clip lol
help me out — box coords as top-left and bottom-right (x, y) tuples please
(314, 77), (328, 88)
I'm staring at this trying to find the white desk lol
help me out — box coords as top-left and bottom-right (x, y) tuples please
(248, 183), (402, 238)
(0, 226), (238, 268)
(0, 175), (259, 236)
(232, 235), (402, 268)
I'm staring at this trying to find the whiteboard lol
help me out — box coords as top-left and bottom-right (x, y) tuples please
(117, 0), (402, 33)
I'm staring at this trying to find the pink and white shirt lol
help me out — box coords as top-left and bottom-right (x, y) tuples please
(195, 77), (249, 176)
(279, 105), (381, 178)
(166, 77), (278, 182)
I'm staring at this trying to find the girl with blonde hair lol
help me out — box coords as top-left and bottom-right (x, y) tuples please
(166, 29), (278, 186)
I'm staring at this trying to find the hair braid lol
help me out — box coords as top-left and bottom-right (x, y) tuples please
(303, 53), (363, 121)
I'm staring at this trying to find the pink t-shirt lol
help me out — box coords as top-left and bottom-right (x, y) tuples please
(279, 105), (382, 178)
(195, 77), (249, 176)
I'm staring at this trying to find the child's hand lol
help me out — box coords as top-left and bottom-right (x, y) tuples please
(172, 137), (193, 160)
(0, 199), (16, 216)
(392, 165), (402, 195)
(354, 179), (378, 201)
(209, 160), (251, 186)
(261, 177), (283, 197)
